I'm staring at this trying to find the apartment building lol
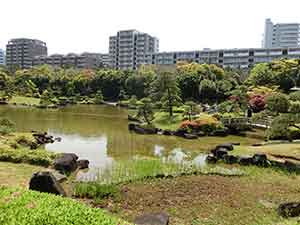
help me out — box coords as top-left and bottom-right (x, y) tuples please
(263, 19), (300, 48)
(109, 30), (159, 70)
(145, 47), (300, 69)
(32, 52), (104, 69)
(0, 49), (4, 65)
(6, 38), (47, 70)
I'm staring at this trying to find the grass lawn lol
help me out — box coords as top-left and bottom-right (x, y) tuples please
(234, 143), (300, 159)
(9, 96), (40, 106)
(153, 112), (183, 131)
(0, 162), (43, 188)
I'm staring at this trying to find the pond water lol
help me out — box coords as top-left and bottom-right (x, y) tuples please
(0, 105), (261, 176)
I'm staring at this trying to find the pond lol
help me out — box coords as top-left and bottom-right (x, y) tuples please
(0, 105), (262, 177)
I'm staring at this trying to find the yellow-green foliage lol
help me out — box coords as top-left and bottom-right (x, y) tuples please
(0, 187), (130, 225)
(9, 96), (40, 106)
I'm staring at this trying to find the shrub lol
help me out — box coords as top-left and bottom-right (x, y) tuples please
(0, 148), (56, 167)
(0, 187), (129, 225)
(289, 91), (300, 102)
(0, 118), (16, 135)
(289, 101), (300, 113)
(218, 100), (240, 113)
(249, 94), (266, 113)
(266, 93), (290, 114)
(288, 126), (300, 140)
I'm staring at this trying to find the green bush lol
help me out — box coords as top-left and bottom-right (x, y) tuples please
(289, 101), (300, 113)
(0, 187), (129, 225)
(266, 93), (290, 114)
(288, 126), (300, 140)
(74, 183), (120, 200)
(0, 118), (16, 135)
(289, 91), (300, 102)
(0, 148), (56, 167)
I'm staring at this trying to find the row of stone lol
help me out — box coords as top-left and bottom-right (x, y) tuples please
(29, 153), (90, 196)
(206, 144), (300, 173)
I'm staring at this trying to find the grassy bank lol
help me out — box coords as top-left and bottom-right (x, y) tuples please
(0, 187), (131, 225)
(8, 96), (40, 106)
(0, 162), (44, 188)
(0, 132), (57, 166)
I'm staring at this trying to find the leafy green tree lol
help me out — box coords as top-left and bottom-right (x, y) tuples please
(137, 98), (154, 124)
(199, 79), (217, 103)
(266, 93), (290, 114)
(185, 101), (197, 121)
(289, 91), (300, 102)
(227, 85), (249, 111)
(40, 90), (52, 106)
(151, 71), (182, 117)
(289, 101), (300, 113)
(247, 63), (274, 86)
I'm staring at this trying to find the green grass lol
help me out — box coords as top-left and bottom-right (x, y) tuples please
(93, 159), (245, 185)
(0, 162), (44, 188)
(9, 96), (40, 106)
(74, 183), (120, 200)
(153, 112), (183, 131)
(0, 187), (131, 225)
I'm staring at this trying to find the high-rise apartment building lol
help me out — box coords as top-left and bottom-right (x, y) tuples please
(6, 38), (47, 70)
(263, 19), (300, 48)
(0, 49), (5, 65)
(32, 52), (104, 69)
(109, 30), (159, 70)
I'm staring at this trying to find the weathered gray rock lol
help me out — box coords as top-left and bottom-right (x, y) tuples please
(223, 154), (239, 164)
(129, 124), (157, 135)
(216, 143), (234, 151)
(278, 202), (300, 217)
(77, 159), (89, 169)
(252, 153), (268, 167)
(54, 153), (78, 173)
(173, 128), (187, 138)
(52, 171), (67, 183)
(162, 130), (173, 136)
(238, 156), (253, 166)
(284, 161), (300, 172)
(211, 147), (228, 159)
(134, 213), (169, 225)
(183, 133), (198, 139)
(29, 171), (66, 196)
(206, 154), (218, 164)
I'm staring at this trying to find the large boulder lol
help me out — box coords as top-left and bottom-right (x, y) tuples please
(129, 124), (157, 135)
(162, 130), (173, 136)
(77, 159), (89, 169)
(134, 213), (169, 225)
(29, 171), (66, 196)
(216, 143), (234, 151)
(278, 202), (300, 217)
(206, 155), (218, 164)
(173, 128), (187, 138)
(238, 156), (253, 166)
(252, 153), (268, 167)
(223, 154), (239, 164)
(284, 161), (300, 173)
(183, 133), (198, 139)
(54, 153), (78, 173)
(211, 147), (228, 159)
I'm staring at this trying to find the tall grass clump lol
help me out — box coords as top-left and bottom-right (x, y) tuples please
(0, 118), (16, 135)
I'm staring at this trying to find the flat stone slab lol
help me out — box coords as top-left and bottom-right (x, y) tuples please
(52, 171), (67, 183)
(134, 213), (169, 225)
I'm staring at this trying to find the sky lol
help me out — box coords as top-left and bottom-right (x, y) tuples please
(1, 0), (300, 55)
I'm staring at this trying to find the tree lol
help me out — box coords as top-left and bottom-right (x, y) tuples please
(199, 79), (217, 103)
(40, 90), (52, 106)
(94, 90), (103, 104)
(247, 63), (274, 86)
(289, 91), (300, 102)
(227, 85), (249, 111)
(184, 101), (197, 121)
(137, 98), (154, 124)
(266, 93), (290, 114)
(151, 71), (182, 117)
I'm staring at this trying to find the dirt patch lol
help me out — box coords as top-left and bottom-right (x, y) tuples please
(94, 174), (300, 225)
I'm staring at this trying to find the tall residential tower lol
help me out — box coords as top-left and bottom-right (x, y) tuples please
(6, 38), (47, 70)
(0, 49), (5, 65)
(263, 18), (300, 48)
(109, 30), (159, 70)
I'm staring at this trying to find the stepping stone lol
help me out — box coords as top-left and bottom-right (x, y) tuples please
(134, 212), (169, 225)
